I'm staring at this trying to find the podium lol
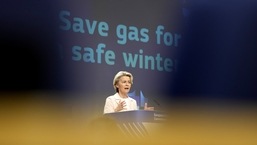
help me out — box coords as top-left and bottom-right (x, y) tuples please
(104, 110), (166, 138)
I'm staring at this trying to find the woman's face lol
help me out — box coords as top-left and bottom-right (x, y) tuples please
(116, 76), (132, 94)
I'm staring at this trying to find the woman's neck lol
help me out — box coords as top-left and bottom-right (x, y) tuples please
(118, 92), (128, 98)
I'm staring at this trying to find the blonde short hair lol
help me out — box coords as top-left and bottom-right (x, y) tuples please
(113, 71), (133, 92)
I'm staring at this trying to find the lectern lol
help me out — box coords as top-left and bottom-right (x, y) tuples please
(104, 110), (166, 138)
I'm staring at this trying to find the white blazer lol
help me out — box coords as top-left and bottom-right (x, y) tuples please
(103, 93), (138, 114)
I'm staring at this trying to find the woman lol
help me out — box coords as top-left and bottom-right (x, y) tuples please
(103, 71), (138, 114)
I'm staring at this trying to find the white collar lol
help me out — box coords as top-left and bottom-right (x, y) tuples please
(114, 92), (131, 100)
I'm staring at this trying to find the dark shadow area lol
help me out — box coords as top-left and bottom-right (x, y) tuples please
(0, 1), (66, 92)
(171, 0), (257, 104)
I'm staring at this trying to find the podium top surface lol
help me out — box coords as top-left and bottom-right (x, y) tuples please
(104, 110), (166, 123)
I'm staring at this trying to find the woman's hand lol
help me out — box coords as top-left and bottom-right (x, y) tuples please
(115, 100), (126, 112)
(144, 103), (154, 111)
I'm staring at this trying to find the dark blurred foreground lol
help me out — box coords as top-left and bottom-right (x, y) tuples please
(0, 95), (257, 145)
